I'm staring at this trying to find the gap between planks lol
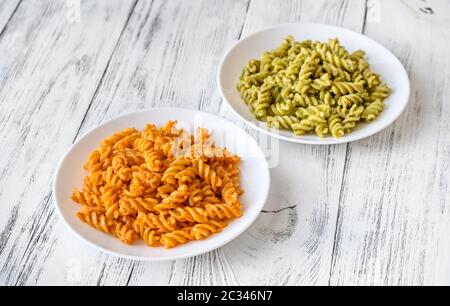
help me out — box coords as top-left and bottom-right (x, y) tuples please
(328, 0), (369, 285)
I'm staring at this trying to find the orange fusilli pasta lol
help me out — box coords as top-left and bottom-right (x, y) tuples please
(71, 121), (243, 248)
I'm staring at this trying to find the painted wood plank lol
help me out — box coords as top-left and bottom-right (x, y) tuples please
(32, 0), (252, 286)
(213, 0), (367, 286)
(0, 0), (136, 285)
(329, 0), (450, 286)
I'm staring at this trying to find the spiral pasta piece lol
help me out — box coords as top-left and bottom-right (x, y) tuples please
(331, 81), (365, 96)
(362, 99), (384, 121)
(161, 156), (191, 185)
(191, 221), (227, 240)
(169, 206), (209, 223)
(191, 159), (223, 191)
(338, 93), (364, 108)
(112, 222), (139, 244)
(118, 196), (158, 216)
(267, 115), (299, 130)
(77, 206), (110, 233)
(293, 93), (319, 107)
(160, 228), (194, 248)
(205, 203), (242, 219)
(252, 81), (273, 119)
(342, 105), (365, 133)
(143, 150), (164, 172)
(136, 212), (177, 232)
(155, 184), (190, 211)
(140, 227), (161, 247)
(328, 114), (345, 138)
(270, 102), (293, 116)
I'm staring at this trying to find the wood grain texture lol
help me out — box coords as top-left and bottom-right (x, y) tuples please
(0, 0), (136, 285)
(0, 0), (21, 35)
(0, 0), (448, 286)
(329, 0), (450, 286)
(217, 0), (367, 286)
(27, 0), (252, 286)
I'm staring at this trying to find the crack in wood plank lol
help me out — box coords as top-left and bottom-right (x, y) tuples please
(362, 0), (369, 33)
(327, 0), (369, 285)
(261, 205), (297, 214)
(0, 0), (22, 39)
(125, 264), (135, 286)
(167, 261), (175, 285)
(96, 263), (106, 286)
(328, 143), (350, 285)
(236, 0), (251, 40)
(401, 0), (435, 15)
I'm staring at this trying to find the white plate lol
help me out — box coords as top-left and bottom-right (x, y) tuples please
(54, 108), (270, 261)
(218, 23), (411, 145)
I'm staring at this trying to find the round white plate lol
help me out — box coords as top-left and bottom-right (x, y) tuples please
(218, 23), (410, 145)
(54, 108), (270, 261)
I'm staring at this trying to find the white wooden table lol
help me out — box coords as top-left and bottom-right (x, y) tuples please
(0, 0), (449, 286)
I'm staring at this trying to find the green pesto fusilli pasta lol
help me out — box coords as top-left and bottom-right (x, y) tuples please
(237, 36), (391, 138)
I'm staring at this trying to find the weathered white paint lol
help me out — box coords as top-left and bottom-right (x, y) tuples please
(0, 0), (20, 34)
(0, 0), (448, 286)
(0, 0), (136, 285)
(329, 0), (450, 286)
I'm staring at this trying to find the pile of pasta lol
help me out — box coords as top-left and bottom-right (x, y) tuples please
(71, 121), (243, 248)
(237, 36), (391, 138)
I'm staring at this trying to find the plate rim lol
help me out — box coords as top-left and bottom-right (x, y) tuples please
(217, 22), (411, 145)
(53, 107), (271, 261)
